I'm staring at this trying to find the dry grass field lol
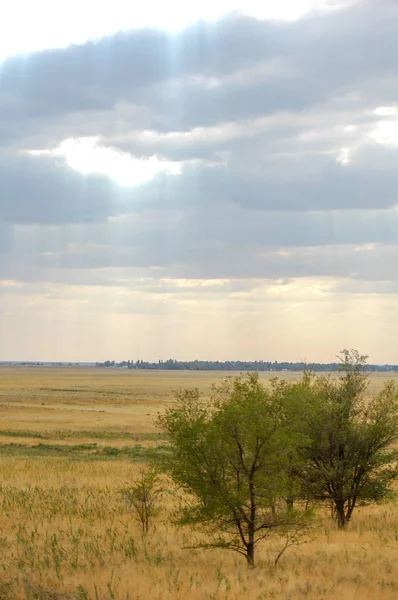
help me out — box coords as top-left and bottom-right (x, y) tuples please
(1, 367), (398, 599)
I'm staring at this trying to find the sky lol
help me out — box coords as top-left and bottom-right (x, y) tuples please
(0, 0), (398, 363)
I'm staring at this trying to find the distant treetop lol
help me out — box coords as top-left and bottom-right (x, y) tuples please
(94, 358), (398, 372)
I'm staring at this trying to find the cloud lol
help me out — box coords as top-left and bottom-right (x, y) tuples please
(2, 140), (398, 230)
(2, 211), (398, 286)
(1, 0), (398, 360)
(1, 1), (397, 143)
(0, 153), (120, 224)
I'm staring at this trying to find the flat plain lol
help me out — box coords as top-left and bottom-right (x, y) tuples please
(1, 366), (398, 599)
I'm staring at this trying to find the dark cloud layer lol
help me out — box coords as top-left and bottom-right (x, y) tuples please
(0, 154), (120, 224)
(1, 1), (397, 131)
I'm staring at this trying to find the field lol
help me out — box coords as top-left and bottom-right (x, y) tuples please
(1, 367), (398, 599)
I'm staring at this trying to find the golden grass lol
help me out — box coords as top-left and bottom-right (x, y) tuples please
(1, 457), (398, 600)
(0, 367), (398, 599)
(0, 368), (393, 436)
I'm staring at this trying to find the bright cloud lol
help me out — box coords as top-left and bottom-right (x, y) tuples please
(374, 106), (398, 117)
(336, 147), (352, 165)
(369, 121), (398, 147)
(30, 138), (182, 185)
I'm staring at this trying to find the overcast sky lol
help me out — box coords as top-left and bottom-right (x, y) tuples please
(1, 0), (398, 363)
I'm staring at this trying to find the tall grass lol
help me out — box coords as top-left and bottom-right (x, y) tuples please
(0, 368), (398, 598)
(0, 458), (398, 599)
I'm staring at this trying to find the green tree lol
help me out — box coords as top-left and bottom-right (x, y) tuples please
(157, 373), (310, 566)
(293, 350), (398, 528)
(120, 468), (162, 535)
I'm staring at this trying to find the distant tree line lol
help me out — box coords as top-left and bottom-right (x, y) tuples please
(95, 358), (398, 372)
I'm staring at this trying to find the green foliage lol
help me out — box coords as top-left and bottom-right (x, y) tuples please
(120, 468), (163, 535)
(0, 429), (165, 441)
(287, 350), (398, 528)
(0, 442), (169, 462)
(157, 373), (312, 566)
(157, 351), (398, 563)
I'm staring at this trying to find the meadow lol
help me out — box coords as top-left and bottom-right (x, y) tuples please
(0, 367), (398, 599)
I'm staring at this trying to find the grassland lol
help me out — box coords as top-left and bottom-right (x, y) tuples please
(1, 367), (398, 599)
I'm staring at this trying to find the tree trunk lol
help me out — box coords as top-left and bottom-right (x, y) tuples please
(248, 473), (256, 567)
(286, 497), (294, 510)
(286, 454), (295, 510)
(335, 502), (347, 529)
(246, 541), (255, 567)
